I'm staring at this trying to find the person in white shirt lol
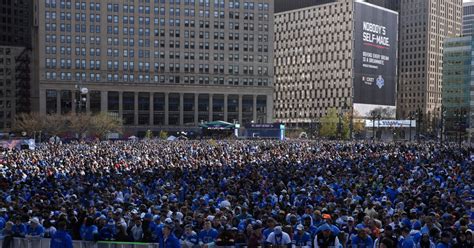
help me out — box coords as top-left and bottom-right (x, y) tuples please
(266, 226), (291, 246)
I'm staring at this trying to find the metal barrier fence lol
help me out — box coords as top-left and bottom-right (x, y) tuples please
(0, 237), (160, 248)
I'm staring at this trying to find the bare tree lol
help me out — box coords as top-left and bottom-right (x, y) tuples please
(90, 113), (122, 139)
(13, 112), (45, 135)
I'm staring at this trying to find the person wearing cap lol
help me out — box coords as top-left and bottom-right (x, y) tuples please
(293, 224), (311, 248)
(266, 226), (291, 246)
(314, 223), (340, 248)
(50, 221), (73, 248)
(181, 224), (199, 248)
(163, 224), (181, 248)
(130, 218), (144, 242)
(351, 225), (373, 248)
(26, 217), (45, 237)
(198, 220), (218, 247)
(374, 225), (397, 248)
(1, 221), (14, 248)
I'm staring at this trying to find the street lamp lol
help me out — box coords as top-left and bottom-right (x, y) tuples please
(409, 111), (415, 142)
(337, 100), (349, 140)
(371, 112), (381, 141)
(74, 83), (88, 113)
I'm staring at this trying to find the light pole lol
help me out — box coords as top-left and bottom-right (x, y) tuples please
(371, 112), (381, 141)
(455, 109), (466, 148)
(409, 112), (414, 142)
(74, 83), (88, 113)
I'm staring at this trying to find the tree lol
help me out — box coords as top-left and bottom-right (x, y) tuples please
(159, 130), (168, 140)
(43, 114), (69, 137)
(13, 112), (45, 135)
(369, 107), (395, 119)
(145, 130), (153, 139)
(67, 113), (93, 139)
(90, 113), (122, 139)
(319, 108), (339, 138)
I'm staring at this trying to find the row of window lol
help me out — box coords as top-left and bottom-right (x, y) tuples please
(44, 71), (270, 85)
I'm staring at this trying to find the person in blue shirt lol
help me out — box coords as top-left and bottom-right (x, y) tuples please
(262, 218), (276, 239)
(436, 232), (451, 248)
(50, 221), (73, 248)
(293, 224), (311, 247)
(399, 227), (416, 248)
(181, 224), (199, 247)
(80, 217), (99, 241)
(99, 219), (117, 240)
(351, 227), (373, 248)
(198, 220), (218, 247)
(12, 217), (27, 237)
(163, 224), (181, 248)
(26, 217), (45, 237)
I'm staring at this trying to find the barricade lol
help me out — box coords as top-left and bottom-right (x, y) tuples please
(0, 237), (160, 248)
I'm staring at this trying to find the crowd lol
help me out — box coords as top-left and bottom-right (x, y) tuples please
(0, 140), (472, 248)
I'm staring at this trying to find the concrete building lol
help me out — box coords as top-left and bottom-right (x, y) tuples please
(397, 0), (462, 131)
(0, 0), (32, 47)
(0, 46), (31, 131)
(274, 0), (398, 126)
(442, 36), (473, 143)
(33, 0), (274, 134)
(365, 0), (399, 11)
(463, 1), (474, 36)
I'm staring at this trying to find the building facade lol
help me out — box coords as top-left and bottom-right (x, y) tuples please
(442, 36), (473, 143)
(463, 1), (474, 36)
(274, 0), (398, 126)
(0, 0), (32, 47)
(33, 0), (274, 133)
(365, 0), (399, 11)
(0, 46), (32, 131)
(397, 0), (462, 131)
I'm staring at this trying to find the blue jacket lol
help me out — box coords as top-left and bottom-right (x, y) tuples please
(399, 236), (416, 248)
(99, 225), (116, 240)
(181, 232), (199, 245)
(164, 233), (181, 248)
(293, 231), (311, 247)
(198, 228), (218, 244)
(50, 230), (73, 248)
(12, 223), (27, 236)
(27, 224), (45, 237)
(80, 225), (98, 241)
(351, 235), (374, 248)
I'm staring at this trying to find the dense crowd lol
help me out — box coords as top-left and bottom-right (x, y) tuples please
(0, 140), (472, 248)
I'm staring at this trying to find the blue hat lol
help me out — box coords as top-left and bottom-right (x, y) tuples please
(319, 224), (332, 232)
(412, 221), (421, 230)
(144, 213), (153, 220)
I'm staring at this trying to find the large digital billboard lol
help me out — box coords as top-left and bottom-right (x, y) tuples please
(353, 1), (398, 109)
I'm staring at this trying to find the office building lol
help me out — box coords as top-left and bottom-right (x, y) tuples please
(33, 0), (274, 133)
(0, 0), (32, 47)
(442, 36), (473, 143)
(0, 0), (33, 132)
(397, 0), (462, 130)
(365, 0), (399, 11)
(464, 1), (474, 36)
(274, 0), (398, 125)
(0, 46), (31, 130)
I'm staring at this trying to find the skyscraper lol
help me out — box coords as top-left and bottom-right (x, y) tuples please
(0, 0), (32, 47)
(274, 0), (398, 127)
(32, 0), (274, 134)
(397, 0), (462, 131)
(463, 1), (474, 36)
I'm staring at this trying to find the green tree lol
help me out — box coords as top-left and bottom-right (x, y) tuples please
(319, 108), (339, 138)
(145, 130), (153, 139)
(159, 130), (168, 140)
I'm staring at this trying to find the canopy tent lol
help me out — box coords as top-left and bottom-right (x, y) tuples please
(199, 121), (235, 130)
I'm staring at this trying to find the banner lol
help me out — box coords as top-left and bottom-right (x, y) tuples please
(353, 1), (398, 106)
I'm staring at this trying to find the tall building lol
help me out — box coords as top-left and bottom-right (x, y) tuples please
(33, 0), (274, 134)
(0, 0), (33, 132)
(365, 0), (399, 11)
(397, 0), (462, 131)
(0, 46), (31, 130)
(463, 1), (474, 36)
(0, 0), (32, 47)
(442, 36), (473, 143)
(274, 0), (398, 125)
